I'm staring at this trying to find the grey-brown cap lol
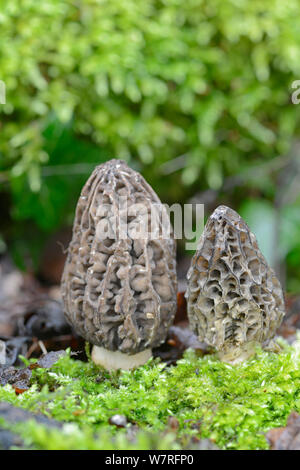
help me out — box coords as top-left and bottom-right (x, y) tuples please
(186, 205), (285, 361)
(61, 159), (177, 354)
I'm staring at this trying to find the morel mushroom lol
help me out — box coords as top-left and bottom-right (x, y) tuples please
(186, 205), (285, 364)
(61, 159), (177, 370)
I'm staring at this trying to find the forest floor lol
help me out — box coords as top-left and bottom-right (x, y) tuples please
(1, 255), (300, 450)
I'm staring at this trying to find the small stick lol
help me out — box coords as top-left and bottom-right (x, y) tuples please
(38, 340), (47, 355)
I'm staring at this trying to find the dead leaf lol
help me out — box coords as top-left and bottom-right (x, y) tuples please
(34, 350), (66, 369)
(174, 292), (187, 324)
(0, 350), (66, 394)
(0, 366), (31, 390)
(267, 412), (300, 450)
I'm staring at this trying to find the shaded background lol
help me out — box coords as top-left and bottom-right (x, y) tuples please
(1, 0), (300, 292)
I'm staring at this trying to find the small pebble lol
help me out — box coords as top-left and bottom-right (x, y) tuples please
(109, 414), (128, 428)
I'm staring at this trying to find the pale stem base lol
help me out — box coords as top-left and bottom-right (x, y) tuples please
(218, 341), (258, 365)
(91, 345), (152, 371)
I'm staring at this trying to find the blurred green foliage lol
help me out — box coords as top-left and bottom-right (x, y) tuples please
(1, 0), (300, 288)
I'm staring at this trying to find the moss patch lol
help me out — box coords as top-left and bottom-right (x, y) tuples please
(1, 338), (300, 450)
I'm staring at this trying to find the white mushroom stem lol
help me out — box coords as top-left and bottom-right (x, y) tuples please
(91, 345), (152, 371)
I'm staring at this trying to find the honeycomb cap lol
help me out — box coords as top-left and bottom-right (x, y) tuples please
(186, 205), (285, 363)
(61, 159), (177, 355)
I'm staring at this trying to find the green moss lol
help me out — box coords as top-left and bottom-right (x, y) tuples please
(1, 338), (300, 450)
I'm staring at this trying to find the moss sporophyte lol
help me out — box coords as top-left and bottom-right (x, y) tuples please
(1, 339), (300, 450)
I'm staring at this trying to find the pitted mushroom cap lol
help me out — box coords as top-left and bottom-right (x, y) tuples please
(186, 205), (285, 358)
(61, 159), (177, 354)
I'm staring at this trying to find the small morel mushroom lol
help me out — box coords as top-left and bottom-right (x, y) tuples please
(61, 159), (177, 370)
(186, 205), (285, 364)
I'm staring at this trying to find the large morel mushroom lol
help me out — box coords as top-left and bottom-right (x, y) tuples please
(186, 205), (285, 364)
(61, 159), (177, 370)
